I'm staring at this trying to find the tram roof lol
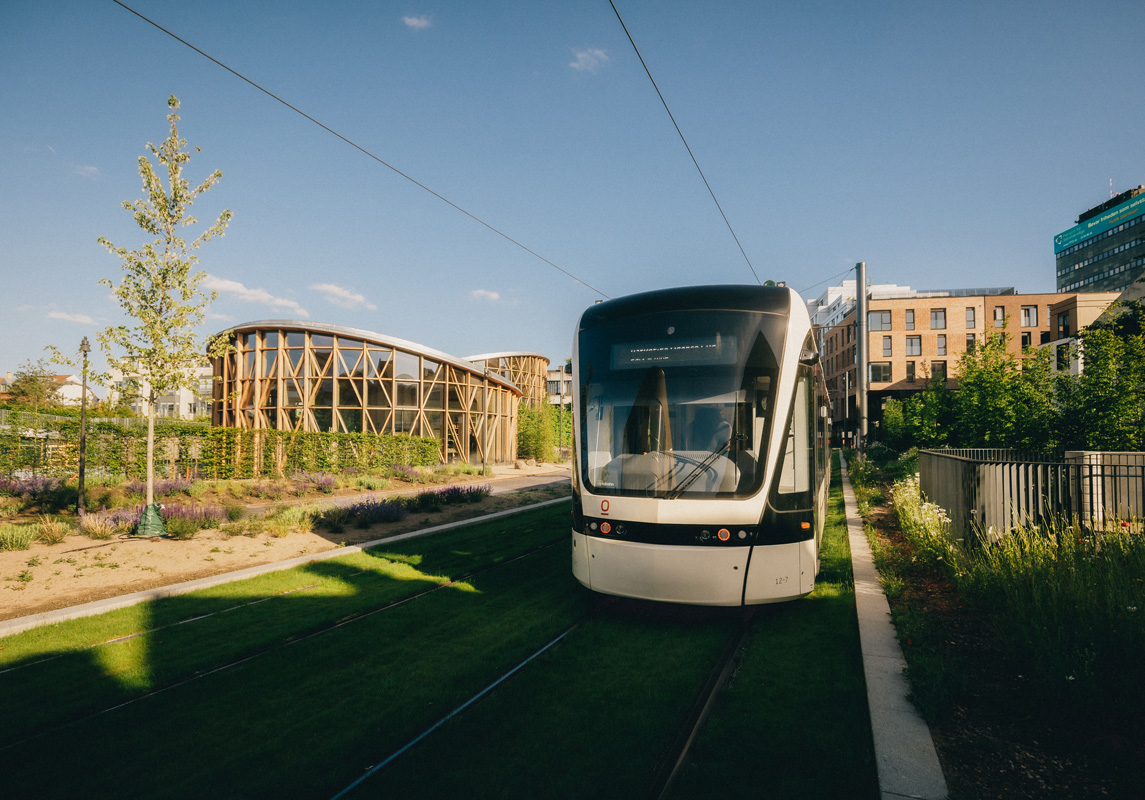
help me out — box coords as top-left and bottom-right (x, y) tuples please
(578, 285), (796, 329)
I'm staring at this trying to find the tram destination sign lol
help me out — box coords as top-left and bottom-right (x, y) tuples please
(1055, 192), (1145, 254)
(613, 335), (739, 369)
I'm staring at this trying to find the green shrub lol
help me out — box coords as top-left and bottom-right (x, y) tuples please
(517, 404), (555, 462)
(355, 476), (390, 491)
(165, 517), (199, 540)
(0, 523), (35, 551)
(318, 505), (351, 533)
(265, 504), (318, 537)
(79, 513), (117, 540)
(34, 515), (71, 545)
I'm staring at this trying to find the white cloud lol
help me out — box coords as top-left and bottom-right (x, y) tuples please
(570, 48), (608, 72)
(74, 165), (99, 178)
(471, 289), (501, 302)
(402, 15), (431, 30)
(310, 283), (377, 311)
(202, 275), (310, 318)
(48, 310), (95, 324)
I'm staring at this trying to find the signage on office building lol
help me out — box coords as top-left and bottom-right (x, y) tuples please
(1055, 192), (1145, 253)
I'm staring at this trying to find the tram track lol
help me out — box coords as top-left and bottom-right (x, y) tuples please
(0, 533), (568, 754)
(648, 607), (755, 799)
(343, 598), (759, 799)
(2, 498), (851, 800)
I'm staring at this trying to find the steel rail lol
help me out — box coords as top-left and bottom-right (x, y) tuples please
(0, 535), (567, 753)
(649, 607), (756, 799)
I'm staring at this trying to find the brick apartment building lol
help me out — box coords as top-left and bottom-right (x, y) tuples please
(822, 288), (1078, 442)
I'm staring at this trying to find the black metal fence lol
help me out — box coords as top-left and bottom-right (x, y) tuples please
(919, 449), (1145, 540)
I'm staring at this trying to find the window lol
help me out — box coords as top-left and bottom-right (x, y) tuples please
(1057, 312), (1071, 339)
(869, 311), (891, 331)
(930, 308), (946, 330)
(882, 336), (892, 357)
(937, 335), (947, 356)
(966, 334), (976, 351)
(906, 361), (916, 383)
(1021, 331), (1032, 350)
(932, 361), (947, 380)
(966, 307), (976, 329)
(869, 362), (892, 383)
(994, 306), (1005, 328)
(1021, 305), (1038, 327)
(905, 309), (915, 331)
(905, 336), (921, 356)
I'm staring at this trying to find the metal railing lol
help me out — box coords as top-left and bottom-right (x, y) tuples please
(920, 449), (1145, 540)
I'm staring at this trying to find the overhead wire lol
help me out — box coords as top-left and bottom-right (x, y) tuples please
(109, 0), (610, 301)
(798, 266), (858, 296)
(609, 0), (761, 286)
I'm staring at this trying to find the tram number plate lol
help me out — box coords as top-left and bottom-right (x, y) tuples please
(775, 576), (789, 585)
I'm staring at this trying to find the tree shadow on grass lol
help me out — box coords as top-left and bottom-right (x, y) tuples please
(0, 521), (581, 799)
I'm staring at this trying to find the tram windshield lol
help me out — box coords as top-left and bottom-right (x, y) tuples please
(578, 309), (787, 498)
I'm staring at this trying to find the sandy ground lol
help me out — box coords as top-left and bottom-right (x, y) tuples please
(0, 470), (570, 623)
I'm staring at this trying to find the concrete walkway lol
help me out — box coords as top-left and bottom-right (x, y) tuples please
(842, 460), (949, 800)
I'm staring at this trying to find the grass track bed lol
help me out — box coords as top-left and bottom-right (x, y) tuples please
(1, 461), (878, 799)
(671, 455), (879, 799)
(354, 601), (743, 798)
(0, 505), (571, 750)
(0, 538), (588, 798)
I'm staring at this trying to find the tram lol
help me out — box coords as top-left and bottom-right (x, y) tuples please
(570, 285), (831, 606)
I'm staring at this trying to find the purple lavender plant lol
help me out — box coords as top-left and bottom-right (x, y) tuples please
(292, 473), (337, 494)
(386, 464), (421, 483)
(162, 504), (227, 528)
(125, 477), (194, 497)
(341, 498), (409, 527)
(0, 476), (63, 499)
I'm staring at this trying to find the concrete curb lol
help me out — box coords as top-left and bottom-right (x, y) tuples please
(0, 496), (571, 639)
(842, 460), (949, 800)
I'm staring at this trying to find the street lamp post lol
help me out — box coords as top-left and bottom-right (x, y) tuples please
(78, 336), (91, 517)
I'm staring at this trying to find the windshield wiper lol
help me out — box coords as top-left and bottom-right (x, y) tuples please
(664, 435), (744, 500)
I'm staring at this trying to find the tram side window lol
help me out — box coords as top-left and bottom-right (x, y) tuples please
(776, 370), (814, 497)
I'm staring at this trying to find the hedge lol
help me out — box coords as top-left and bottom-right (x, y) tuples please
(0, 411), (440, 480)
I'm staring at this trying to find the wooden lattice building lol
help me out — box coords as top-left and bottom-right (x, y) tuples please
(212, 321), (522, 465)
(464, 352), (550, 409)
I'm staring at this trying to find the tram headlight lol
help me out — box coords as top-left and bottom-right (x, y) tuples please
(717, 528), (731, 542)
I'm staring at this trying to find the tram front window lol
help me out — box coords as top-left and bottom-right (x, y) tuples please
(579, 310), (784, 498)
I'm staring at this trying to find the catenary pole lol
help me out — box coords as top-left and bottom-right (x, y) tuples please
(855, 261), (868, 452)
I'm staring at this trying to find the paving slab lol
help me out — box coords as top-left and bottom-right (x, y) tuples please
(843, 460), (949, 800)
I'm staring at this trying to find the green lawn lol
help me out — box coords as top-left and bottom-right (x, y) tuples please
(1, 460), (878, 799)
(670, 455), (879, 799)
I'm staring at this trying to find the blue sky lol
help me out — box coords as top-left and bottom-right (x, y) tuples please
(2, 0), (1142, 381)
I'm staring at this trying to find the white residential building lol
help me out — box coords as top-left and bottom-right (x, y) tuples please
(106, 365), (214, 420)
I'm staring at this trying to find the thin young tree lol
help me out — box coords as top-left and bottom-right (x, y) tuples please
(98, 96), (232, 532)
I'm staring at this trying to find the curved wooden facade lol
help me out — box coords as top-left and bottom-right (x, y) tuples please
(213, 321), (522, 465)
(465, 352), (550, 409)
